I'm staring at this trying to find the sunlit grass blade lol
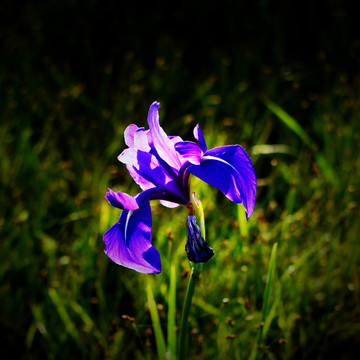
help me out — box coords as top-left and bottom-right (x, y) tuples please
(264, 235), (330, 341)
(262, 96), (338, 185)
(48, 288), (82, 345)
(262, 96), (313, 147)
(192, 297), (220, 317)
(250, 242), (278, 360)
(260, 243), (278, 339)
(315, 152), (338, 186)
(167, 262), (177, 360)
(262, 290), (279, 340)
(146, 280), (166, 360)
(26, 305), (49, 350)
(252, 144), (295, 156)
(191, 192), (206, 240)
(198, 198), (206, 240)
(237, 203), (249, 240)
(68, 297), (107, 349)
(108, 328), (125, 360)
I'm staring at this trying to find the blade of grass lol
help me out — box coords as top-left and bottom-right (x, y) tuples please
(237, 203), (249, 240)
(259, 243), (278, 342)
(26, 304), (49, 349)
(263, 235), (330, 339)
(48, 288), (82, 346)
(262, 96), (338, 185)
(146, 280), (166, 360)
(315, 152), (338, 186)
(252, 144), (295, 156)
(249, 242), (278, 360)
(68, 297), (107, 349)
(192, 297), (220, 317)
(167, 262), (177, 360)
(262, 96), (313, 146)
(250, 119), (274, 164)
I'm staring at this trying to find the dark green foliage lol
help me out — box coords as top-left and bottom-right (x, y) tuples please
(1, 1), (359, 359)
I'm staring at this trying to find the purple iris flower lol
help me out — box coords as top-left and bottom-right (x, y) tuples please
(103, 102), (256, 274)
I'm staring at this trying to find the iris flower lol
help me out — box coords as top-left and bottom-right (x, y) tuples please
(103, 102), (256, 274)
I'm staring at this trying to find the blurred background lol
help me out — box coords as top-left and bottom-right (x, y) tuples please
(1, 0), (359, 359)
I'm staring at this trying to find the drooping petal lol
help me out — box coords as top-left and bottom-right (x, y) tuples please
(187, 145), (256, 219)
(147, 102), (182, 170)
(118, 148), (188, 203)
(105, 189), (139, 210)
(193, 124), (207, 152)
(174, 141), (202, 165)
(124, 124), (139, 148)
(103, 200), (161, 274)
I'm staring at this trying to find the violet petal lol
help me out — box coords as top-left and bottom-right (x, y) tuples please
(118, 148), (187, 201)
(193, 124), (207, 152)
(187, 145), (256, 219)
(134, 128), (152, 152)
(124, 124), (139, 148)
(103, 200), (161, 274)
(147, 102), (182, 171)
(174, 141), (202, 165)
(159, 199), (180, 208)
(105, 189), (139, 210)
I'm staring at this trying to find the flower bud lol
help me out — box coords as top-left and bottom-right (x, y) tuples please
(185, 215), (214, 263)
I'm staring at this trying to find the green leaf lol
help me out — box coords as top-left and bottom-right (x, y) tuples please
(146, 280), (166, 360)
(262, 96), (313, 146)
(250, 242), (278, 360)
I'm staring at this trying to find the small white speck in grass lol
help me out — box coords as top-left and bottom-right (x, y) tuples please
(347, 283), (355, 291)
(59, 256), (70, 265)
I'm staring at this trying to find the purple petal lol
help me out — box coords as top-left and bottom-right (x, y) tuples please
(193, 124), (207, 152)
(159, 200), (180, 208)
(124, 124), (139, 148)
(147, 102), (182, 170)
(169, 135), (184, 145)
(105, 189), (139, 210)
(119, 148), (155, 191)
(134, 128), (152, 152)
(174, 141), (202, 165)
(118, 148), (188, 203)
(103, 200), (161, 274)
(187, 145), (256, 219)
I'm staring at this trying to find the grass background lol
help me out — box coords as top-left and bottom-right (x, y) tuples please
(1, 1), (360, 358)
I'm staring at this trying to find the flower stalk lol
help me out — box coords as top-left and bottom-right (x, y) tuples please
(178, 263), (202, 360)
(178, 194), (206, 360)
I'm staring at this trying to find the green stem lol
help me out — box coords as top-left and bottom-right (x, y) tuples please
(167, 262), (177, 360)
(178, 263), (202, 360)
